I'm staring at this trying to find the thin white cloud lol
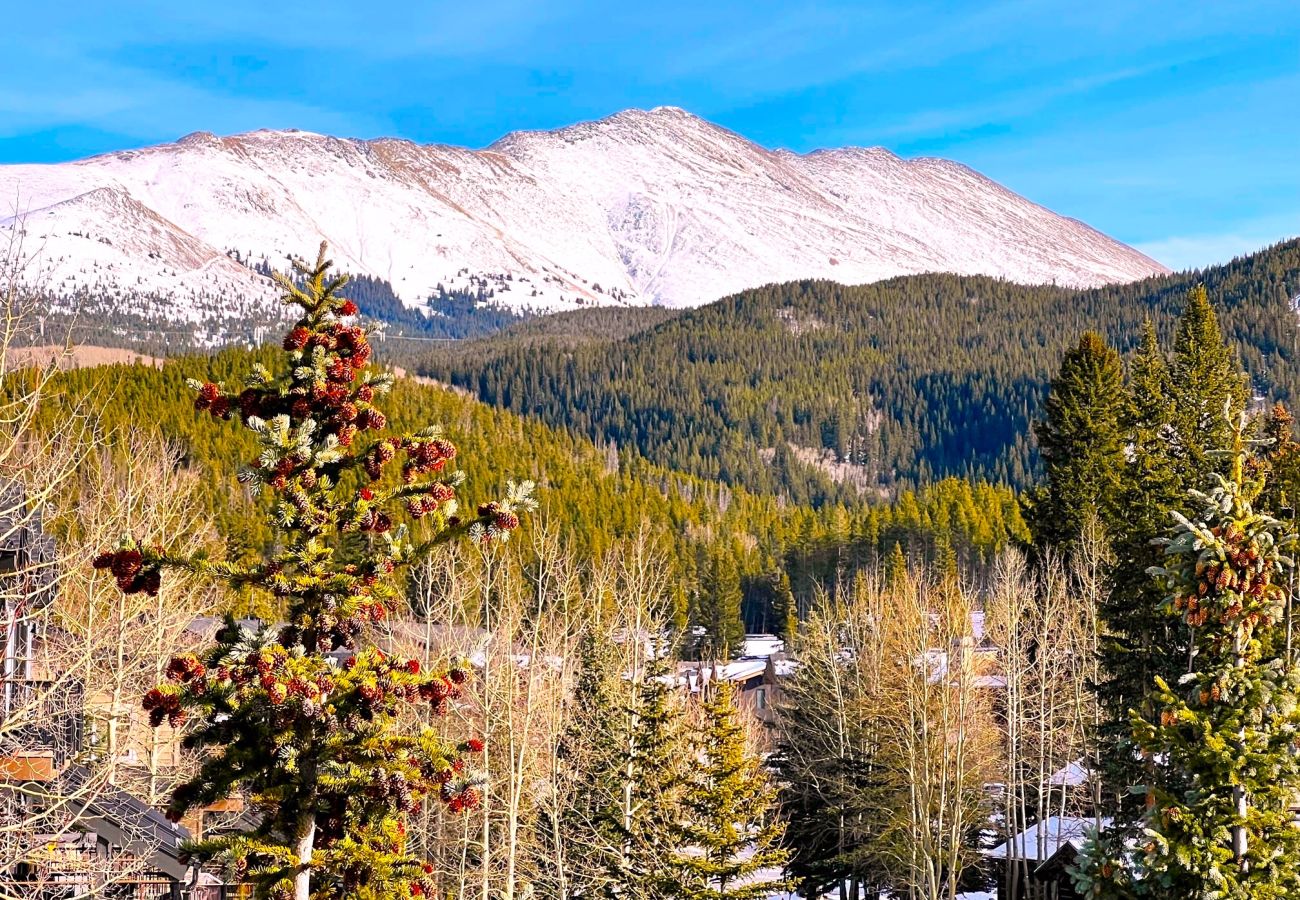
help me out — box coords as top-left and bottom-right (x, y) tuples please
(1135, 225), (1299, 272)
(660, 0), (1043, 97)
(18, 0), (566, 61)
(866, 60), (1179, 141)
(0, 56), (380, 144)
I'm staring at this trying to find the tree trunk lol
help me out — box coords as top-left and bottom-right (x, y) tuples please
(1232, 629), (1248, 872)
(295, 815), (316, 900)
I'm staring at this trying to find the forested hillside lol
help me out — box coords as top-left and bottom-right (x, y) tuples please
(22, 349), (1025, 621)
(414, 304), (677, 355)
(420, 240), (1300, 504)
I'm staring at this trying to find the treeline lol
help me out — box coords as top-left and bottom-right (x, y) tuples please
(418, 239), (1300, 505)
(231, 251), (531, 341)
(27, 263), (528, 357)
(20, 349), (1025, 629)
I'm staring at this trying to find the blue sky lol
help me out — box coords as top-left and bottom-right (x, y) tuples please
(5, 1), (1298, 270)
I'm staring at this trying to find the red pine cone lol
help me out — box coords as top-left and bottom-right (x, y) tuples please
(165, 654), (205, 682)
(237, 388), (264, 418)
(109, 549), (144, 579)
(327, 358), (354, 383)
(284, 327), (311, 350)
(359, 510), (392, 533)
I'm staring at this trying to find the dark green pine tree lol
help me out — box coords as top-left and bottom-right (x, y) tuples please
(93, 245), (535, 900)
(932, 529), (960, 584)
(542, 634), (689, 900)
(1098, 291), (1250, 827)
(769, 569), (798, 644)
(620, 648), (691, 898)
(694, 548), (745, 661)
(885, 541), (908, 587)
(1081, 427), (1300, 898)
(667, 680), (790, 900)
(1026, 331), (1126, 550)
(1168, 284), (1250, 482)
(1096, 320), (1184, 811)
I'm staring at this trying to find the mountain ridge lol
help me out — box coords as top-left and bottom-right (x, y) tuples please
(419, 239), (1300, 504)
(2, 106), (1167, 326)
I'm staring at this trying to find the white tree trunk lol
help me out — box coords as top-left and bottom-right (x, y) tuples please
(295, 816), (316, 900)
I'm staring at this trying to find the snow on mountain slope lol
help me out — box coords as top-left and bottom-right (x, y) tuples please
(0, 106), (1168, 324)
(20, 187), (269, 300)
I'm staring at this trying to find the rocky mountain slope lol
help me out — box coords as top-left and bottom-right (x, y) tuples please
(0, 106), (1167, 323)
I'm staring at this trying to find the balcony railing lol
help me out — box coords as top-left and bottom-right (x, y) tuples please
(1, 677), (85, 772)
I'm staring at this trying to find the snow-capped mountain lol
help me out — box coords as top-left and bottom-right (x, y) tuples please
(0, 106), (1167, 323)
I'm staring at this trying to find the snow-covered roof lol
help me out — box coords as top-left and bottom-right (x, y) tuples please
(1048, 759), (1093, 787)
(772, 659), (800, 677)
(985, 816), (1108, 862)
(742, 634), (786, 658)
(679, 657), (780, 694)
(925, 646), (1003, 688)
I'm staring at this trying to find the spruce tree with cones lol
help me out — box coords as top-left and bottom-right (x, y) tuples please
(92, 244), (535, 900)
(1080, 418), (1300, 898)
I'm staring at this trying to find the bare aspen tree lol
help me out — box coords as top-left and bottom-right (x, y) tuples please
(776, 576), (892, 900)
(397, 523), (613, 900)
(875, 570), (998, 900)
(780, 566), (999, 900)
(396, 523), (688, 900)
(984, 528), (1105, 899)
(51, 435), (219, 801)
(0, 229), (190, 899)
(1070, 513), (1109, 829)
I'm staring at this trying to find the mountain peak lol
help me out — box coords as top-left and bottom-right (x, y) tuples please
(1, 108), (1168, 325)
(486, 105), (714, 153)
(177, 130), (221, 147)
